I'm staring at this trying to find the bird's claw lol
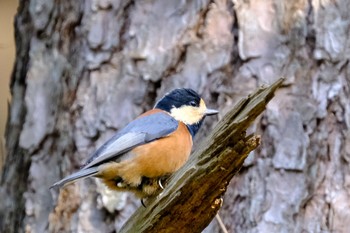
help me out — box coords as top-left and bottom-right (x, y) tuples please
(158, 178), (164, 190)
(141, 198), (146, 208)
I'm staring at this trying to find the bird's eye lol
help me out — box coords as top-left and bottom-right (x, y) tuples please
(189, 101), (197, 107)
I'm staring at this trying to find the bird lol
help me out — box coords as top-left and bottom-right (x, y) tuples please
(51, 88), (218, 198)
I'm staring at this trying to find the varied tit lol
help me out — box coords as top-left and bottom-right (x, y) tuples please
(51, 88), (218, 197)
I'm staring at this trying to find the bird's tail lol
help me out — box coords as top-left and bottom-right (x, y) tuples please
(50, 167), (98, 189)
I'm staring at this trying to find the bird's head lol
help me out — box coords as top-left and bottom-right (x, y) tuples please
(154, 88), (218, 136)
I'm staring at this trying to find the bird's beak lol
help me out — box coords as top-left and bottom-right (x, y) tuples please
(205, 108), (219, 116)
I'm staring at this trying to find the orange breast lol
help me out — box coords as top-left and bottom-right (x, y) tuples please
(98, 110), (193, 194)
(130, 121), (193, 178)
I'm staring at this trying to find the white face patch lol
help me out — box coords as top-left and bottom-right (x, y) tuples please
(170, 99), (207, 125)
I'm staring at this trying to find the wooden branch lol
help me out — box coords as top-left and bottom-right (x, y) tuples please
(120, 78), (284, 233)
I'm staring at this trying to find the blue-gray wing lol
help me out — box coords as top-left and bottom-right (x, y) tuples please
(82, 112), (178, 169)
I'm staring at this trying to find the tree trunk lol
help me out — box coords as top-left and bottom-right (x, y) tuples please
(1, 0), (350, 233)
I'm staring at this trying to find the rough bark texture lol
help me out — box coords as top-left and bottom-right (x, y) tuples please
(1, 0), (350, 233)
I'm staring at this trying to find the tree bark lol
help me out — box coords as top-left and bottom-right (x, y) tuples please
(1, 0), (350, 233)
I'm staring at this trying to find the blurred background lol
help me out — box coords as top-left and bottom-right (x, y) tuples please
(1, 1), (350, 233)
(0, 0), (17, 170)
